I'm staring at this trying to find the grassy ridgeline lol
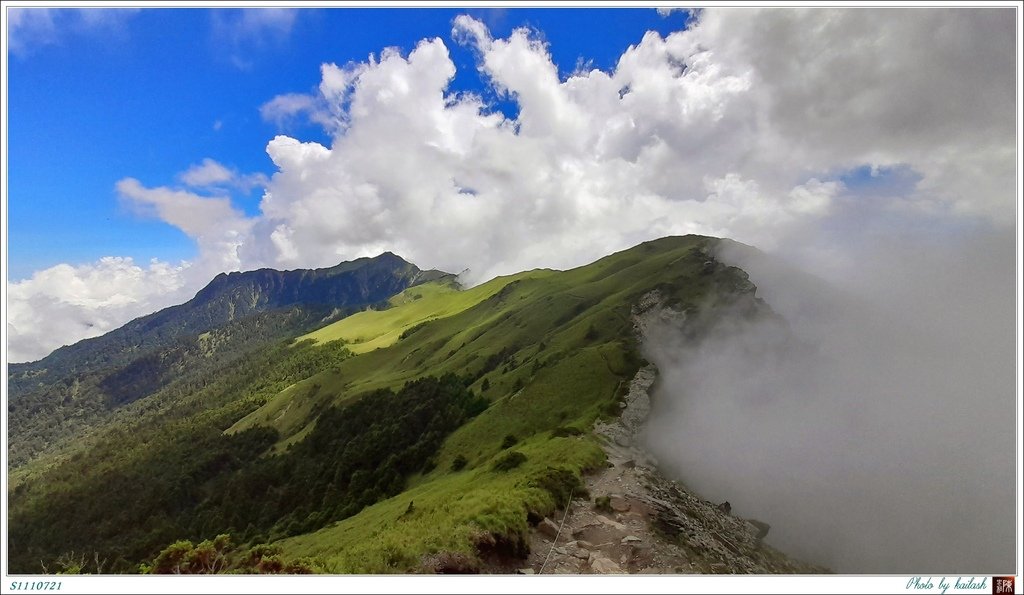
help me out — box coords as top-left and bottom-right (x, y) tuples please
(255, 235), (760, 572)
(9, 235), (762, 573)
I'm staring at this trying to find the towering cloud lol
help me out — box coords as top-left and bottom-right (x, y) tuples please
(8, 10), (1015, 385)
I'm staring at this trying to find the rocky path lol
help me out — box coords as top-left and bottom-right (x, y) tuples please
(520, 437), (697, 574)
(517, 355), (825, 575)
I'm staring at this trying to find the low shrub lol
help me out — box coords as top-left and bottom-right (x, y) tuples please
(550, 426), (583, 438)
(491, 451), (527, 472)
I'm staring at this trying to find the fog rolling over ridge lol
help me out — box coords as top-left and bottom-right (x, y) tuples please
(642, 230), (1016, 573)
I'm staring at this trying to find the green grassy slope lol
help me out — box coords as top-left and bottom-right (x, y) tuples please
(229, 237), (713, 448)
(278, 435), (605, 573)
(8, 235), (765, 574)
(297, 271), (553, 354)
(258, 235), (762, 571)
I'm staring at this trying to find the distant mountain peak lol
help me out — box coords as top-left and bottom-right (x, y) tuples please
(12, 252), (450, 375)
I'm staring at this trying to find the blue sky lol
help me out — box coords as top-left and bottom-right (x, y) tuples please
(6, 7), (690, 280)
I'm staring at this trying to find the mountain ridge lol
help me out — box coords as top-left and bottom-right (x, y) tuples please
(11, 251), (448, 370)
(8, 235), (822, 576)
(8, 252), (449, 467)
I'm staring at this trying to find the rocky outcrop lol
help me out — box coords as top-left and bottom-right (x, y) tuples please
(593, 363), (657, 449)
(519, 290), (825, 575)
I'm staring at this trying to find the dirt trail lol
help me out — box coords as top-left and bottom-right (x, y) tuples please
(520, 433), (822, 574)
(521, 435), (694, 574)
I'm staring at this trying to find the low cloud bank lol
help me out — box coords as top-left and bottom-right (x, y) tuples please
(642, 229), (1016, 573)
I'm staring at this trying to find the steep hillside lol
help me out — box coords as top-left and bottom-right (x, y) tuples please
(7, 252), (446, 468)
(297, 271), (552, 354)
(255, 235), (775, 571)
(7, 236), (816, 575)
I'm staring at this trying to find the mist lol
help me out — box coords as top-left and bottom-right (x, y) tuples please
(642, 226), (1016, 573)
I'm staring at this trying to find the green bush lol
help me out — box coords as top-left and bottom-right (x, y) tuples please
(550, 426), (583, 438)
(491, 451), (527, 472)
(500, 434), (518, 449)
(148, 534), (313, 574)
(529, 466), (582, 508)
(450, 455), (468, 472)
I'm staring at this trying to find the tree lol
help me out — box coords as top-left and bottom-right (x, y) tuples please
(151, 540), (194, 574)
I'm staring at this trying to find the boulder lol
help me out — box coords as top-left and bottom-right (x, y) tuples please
(567, 546), (589, 560)
(589, 556), (622, 573)
(609, 495), (631, 512)
(595, 515), (626, 531)
(538, 517), (560, 539)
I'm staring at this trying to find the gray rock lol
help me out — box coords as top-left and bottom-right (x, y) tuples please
(560, 541), (589, 559)
(595, 514), (626, 531)
(621, 535), (642, 544)
(609, 495), (631, 512)
(589, 556), (622, 573)
(516, 568), (535, 575)
(538, 517), (560, 539)
(569, 548), (589, 560)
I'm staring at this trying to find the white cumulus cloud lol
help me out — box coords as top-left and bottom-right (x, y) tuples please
(115, 177), (253, 275)
(179, 158), (234, 187)
(6, 258), (189, 363)
(5, 170), (259, 362)
(8, 8), (1016, 365)
(179, 158), (269, 192)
